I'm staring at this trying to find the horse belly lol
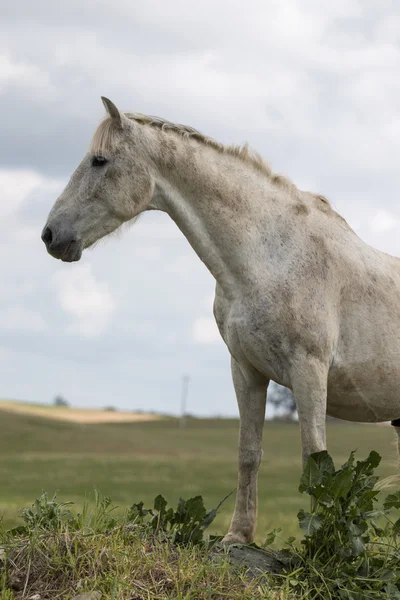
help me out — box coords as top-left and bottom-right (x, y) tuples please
(327, 362), (400, 422)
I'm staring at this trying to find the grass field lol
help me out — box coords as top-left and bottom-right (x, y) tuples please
(0, 406), (399, 544)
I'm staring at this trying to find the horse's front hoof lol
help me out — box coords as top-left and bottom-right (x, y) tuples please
(221, 531), (251, 545)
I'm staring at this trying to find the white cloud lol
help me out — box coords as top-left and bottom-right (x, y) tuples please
(14, 225), (39, 244)
(1, 281), (34, 300)
(193, 317), (221, 344)
(133, 245), (161, 261)
(122, 320), (157, 337)
(204, 294), (215, 311)
(369, 209), (399, 233)
(0, 169), (42, 217)
(165, 332), (178, 344)
(52, 264), (115, 337)
(0, 305), (47, 332)
(134, 218), (183, 241)
(0, 168), (64, 219)
(0, 53), (54, 98)
(166, 254), (199, 276)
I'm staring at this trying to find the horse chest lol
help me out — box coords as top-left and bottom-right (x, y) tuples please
(213, 292), (285, 381)
(213, 295), (246, 359)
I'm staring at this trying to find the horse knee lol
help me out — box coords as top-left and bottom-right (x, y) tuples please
(238, 449), (262, 474)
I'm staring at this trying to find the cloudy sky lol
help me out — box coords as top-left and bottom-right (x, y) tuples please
(1, 0), (400, 416)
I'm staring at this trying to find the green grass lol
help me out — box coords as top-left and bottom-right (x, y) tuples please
(0, 409), (399, 544)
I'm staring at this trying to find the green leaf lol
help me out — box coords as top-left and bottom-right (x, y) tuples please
(299, 457), (323, 493)
(349, 521), (364, 537)
(380, 569), (397, 582)
(357, 489), (380, 512)
(154, 494), (167, 514)
(7, 524), (28, 536)
(338, 546), (352, 559)
(354, 451), (381, 479)
(201, 508), (217, 529)
(384, 491), (400, 511)
(386, 583), (400, 599)
(129, 501), (150, 519)
(176, 497), (186, 517)
(365, 450), (381, 469)
(311, 450), (335, 474)
(185, 496), (206, 522)
(297, 509), (323, 535)
(340, 450), (356, 470)
(362, 509), (384, 519)
(286, 536), (296, 545)
(165, 507), (174, 522)
(370, 520), (385, 536)
(392, 517), (400, 534)
(330, 468), (353, 499)
(350, 534), (365, 556)
(313, 485), (334, 507)
(263, 527), (282, 546)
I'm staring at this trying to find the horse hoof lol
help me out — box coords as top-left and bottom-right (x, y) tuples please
(221, 532), (250, 545)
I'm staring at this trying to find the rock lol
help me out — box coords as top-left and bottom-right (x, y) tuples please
(71, 593), (102, 600)
(212, 543), (297, 578)
(28, 595), (41, 600)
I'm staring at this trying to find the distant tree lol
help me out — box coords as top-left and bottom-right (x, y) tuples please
(54, 395), (69, 407)
(268, 383), (297, 420)
(104, 406), (116, 412)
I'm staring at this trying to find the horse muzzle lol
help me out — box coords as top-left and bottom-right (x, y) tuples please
(41, 224), (83, 262)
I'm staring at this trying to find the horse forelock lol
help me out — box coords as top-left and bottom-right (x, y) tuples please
(90, 117), (122, 157)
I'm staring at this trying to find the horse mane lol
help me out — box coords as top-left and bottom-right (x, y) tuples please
(127, 113), (278, 178)
(90, 114), (331, 205)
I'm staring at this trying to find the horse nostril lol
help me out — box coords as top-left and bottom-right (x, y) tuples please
(41, 226), (53, 248)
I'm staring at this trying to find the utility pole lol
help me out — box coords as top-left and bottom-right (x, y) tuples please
(180, 374), (190, 428)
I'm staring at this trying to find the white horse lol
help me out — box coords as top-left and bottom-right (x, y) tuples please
(42, 97), (400, 544)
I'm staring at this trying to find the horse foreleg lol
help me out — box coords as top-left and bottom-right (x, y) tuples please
(392, 422), (400, 463)
(291, 358), (328, 466)
(222, 358), (268, 544)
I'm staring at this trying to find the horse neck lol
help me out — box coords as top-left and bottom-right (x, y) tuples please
(146, 130), (278, 297)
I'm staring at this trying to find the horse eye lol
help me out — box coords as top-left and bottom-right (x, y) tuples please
(91, 156), (108, 167)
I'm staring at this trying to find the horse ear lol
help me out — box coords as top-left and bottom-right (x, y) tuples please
(101, 97), (123, 127)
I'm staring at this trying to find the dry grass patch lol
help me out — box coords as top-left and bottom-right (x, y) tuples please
(2, 531), (287, 600)
(0, 402), (162, 424)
